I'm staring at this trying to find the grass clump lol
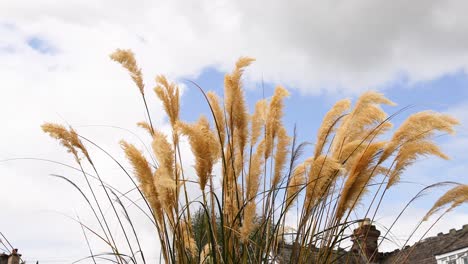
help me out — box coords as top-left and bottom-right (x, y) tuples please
(41, 49), (467, 264)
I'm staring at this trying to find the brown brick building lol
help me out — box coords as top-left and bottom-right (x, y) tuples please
(279, 220), (468, 264)
(381, 225), (468, 264)
(0, 249), (21, 264)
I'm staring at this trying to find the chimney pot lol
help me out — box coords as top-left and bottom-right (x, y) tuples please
(7, 249), (20, 264)
(351, 220), (381, 263)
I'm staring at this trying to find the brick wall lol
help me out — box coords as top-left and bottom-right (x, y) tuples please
(0, 249), (20, 264)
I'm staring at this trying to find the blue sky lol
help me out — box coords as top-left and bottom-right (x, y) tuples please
(183, 66), (468, 129)
(2, 0), (468, 262)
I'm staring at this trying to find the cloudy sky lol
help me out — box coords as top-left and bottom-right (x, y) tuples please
(1, 0), (468, 263)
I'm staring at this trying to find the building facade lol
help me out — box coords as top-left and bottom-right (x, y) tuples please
(382, 224), (468, 264)
(435, 247), (468, 264)
(0, 249), (21, 264)
(279, 220), (468, 264)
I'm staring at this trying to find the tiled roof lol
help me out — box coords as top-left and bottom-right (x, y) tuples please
(278, 224), (468, 263)
(381, 224), (468, 264)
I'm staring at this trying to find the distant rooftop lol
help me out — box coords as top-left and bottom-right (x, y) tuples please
(278, 223), (468, 263)
(381, 224), (468, 264)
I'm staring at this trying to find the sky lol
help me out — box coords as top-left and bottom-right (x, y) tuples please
(1, 0), (468, 263)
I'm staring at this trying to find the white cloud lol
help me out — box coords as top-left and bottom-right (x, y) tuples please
(2, 0), (468, 94)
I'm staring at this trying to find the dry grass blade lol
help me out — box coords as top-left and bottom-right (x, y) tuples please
(424, 184), (468, 221)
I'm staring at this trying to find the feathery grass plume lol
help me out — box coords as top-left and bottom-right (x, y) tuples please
(177, 116), (220, 191)
(251, 99), (268, 146)
(224, 57), (254, 154)
(241, 141), (266, 241)
(367, 122), (394, 148)
(41, 123), (90, 163)
(332, 91), (395, 160)
(67, 128), (91, 162)
(137, 121), (153, 136)
(340, 140), (368, 171)
(336, 142), (386, 219)
(152, 130), (175, 171)
(225, 183), (243, 224)
(235, 182), (245, 208)
(42, 123), (78, 160)
(272, 126), (290, 189)
(224, 189), (235, 219)
(154, 166), (177, 213)
(386, 140), (449, 189)
(374, 165), (390, 176)
(223, 141), (235, 187)
(286, 161), (307, 211)
(120, 141), (163, 222)
(339, 138), (388, 173)
(246, 141), (266, 200)
(154, 75), (180, 127)
(305, 155), (341, 207)
(381, 111), (459, 162)
(240, 201), (256, 242)
(180, 220), (198, 256)
(265, 86), (290, 159)
(207, 91), (226, 146)
(234, 148), (245, 180)
(110, 49), (145, 94)
(423, 185), (468, 221)
(151, 130), (177, 211)
(314, 99), (351, 159)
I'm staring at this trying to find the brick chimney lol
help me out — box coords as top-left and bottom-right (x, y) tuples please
(7, 249), (20, 264)
(351, 218), (381, 264)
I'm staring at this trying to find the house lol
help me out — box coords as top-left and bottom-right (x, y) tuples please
(381, 224), (468, 264)
(279, 219), (468, 263)
(0, 249), (21, 264)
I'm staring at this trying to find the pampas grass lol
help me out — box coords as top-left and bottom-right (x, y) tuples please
(110, 49), (145, 95)
(424, 184), (468, 221)
(41, 49), (467, 264)
(178, 116), (220, 191)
